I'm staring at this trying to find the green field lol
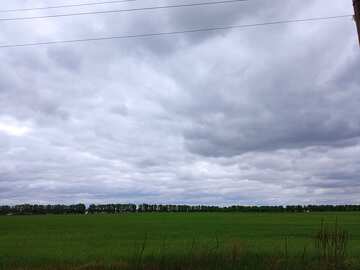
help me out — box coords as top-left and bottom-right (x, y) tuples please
(0, 212), (359, 269)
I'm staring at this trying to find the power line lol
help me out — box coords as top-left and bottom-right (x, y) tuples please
(0, 0), (136, 13)
(0, 0), (251, 22)
(0, 15), (352, 49)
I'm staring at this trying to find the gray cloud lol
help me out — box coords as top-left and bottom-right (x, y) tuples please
(0, 0), (359, 205)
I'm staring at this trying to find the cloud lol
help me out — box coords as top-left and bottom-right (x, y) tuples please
(0, 0), (359, 205)
(0, 117), (32, 136)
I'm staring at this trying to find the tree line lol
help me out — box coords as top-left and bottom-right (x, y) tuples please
(0, 204), (86, 215)
(1, 204), (360, 215)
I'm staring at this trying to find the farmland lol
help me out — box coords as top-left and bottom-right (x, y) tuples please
(0, 212), (359, 269)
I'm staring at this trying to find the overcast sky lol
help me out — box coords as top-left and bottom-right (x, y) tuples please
(0, 0), (359, 205)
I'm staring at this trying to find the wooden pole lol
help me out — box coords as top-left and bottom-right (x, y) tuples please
(354, 0), (360, 46)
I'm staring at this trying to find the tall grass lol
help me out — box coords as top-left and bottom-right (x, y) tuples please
(314, 219), (349, 270)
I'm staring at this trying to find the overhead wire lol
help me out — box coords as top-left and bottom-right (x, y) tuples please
(0, 0), (137, 13)
(0, 14), (353, 49)
(0, 0), (252, 22)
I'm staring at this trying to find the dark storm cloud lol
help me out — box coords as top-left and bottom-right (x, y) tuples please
(0, 0), (359, 205)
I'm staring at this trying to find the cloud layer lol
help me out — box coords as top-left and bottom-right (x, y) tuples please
(0, 0), (359, 205)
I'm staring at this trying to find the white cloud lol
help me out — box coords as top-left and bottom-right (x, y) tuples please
(0, 117), (31, 137)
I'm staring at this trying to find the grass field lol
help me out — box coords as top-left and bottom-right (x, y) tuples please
(0, 212), (359, 269)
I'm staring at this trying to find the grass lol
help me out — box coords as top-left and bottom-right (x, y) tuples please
(0, 212), (360, 269)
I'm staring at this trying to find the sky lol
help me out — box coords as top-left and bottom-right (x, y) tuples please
(0, 0), (359, 206)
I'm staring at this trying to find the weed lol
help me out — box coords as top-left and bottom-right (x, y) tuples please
(314, 219), (349, 270)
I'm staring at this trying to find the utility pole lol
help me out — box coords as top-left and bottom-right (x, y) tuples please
(354, 0), (360, 45)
